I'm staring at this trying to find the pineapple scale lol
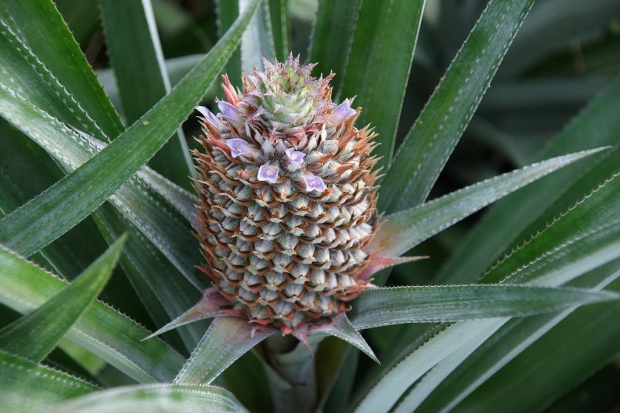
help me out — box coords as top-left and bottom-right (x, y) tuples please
(194, 57), (379, 331)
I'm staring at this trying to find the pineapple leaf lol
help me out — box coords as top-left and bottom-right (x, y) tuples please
(96, 212), (204, 351)
(143, 289), (238, 341)
(138, 167), (199, 229)
(216, 0), (242, 88)
(411, 261), (620, 413)
(351, 285), (618, 330)
(310, 314), (378, 364)
(0, 121), (110, 280)
(356, 319), (506, 413)
(482, 172), (620, 285)
(0, 0), (123, 140)
(355, 170), (620, 410)
(372, 147), (608, 259)
(240, 0), (276, 72)
(0, 122), (193, 350)
(0, 93), (203, 289)
(54, 383), (247, 413)
(0, 234), (126, 362)
(0, 0), (261, 261)
(0, 351), (98, 411)
(268, 0), (290, 61)
(100, 0), (193, 188)
(0, 246), (185, 383)
(174, 317), (275, 385)
(338, 0), (425, 170)
(379, 0), (535, 213)
(308, 0), (363, 95)
(437, 77), (620, 285)
(454, 277), (620, 412)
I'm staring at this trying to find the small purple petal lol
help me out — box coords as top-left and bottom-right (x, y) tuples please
(217, 101), (242, 126)
(285, 148), (306, 165)
(257, 165), (279, 184)
(226, 139), (253, 158)
(304, 174), (327, 193)
(195, 106), (222, 128)
(328, 98), (356, 127)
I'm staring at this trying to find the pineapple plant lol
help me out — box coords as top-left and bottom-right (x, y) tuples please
(1, 0), (619, 412)
(193, 56), (380, 334)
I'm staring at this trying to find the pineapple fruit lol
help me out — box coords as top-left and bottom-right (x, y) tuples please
(193, 56), (380, 334)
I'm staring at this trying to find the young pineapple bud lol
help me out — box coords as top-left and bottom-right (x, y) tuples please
(193, 56), (379, 333)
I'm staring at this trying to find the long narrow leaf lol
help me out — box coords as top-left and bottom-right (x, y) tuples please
(0, 89), (203, 289)
(0, 246), (185, 383)
(379, 0), (535, 213)
(175, 317), (275, 385)
(437, 76), (620, 284)
(0, 0), (123, 139)
(371, 148), (606, 258)
(269, 0), (289, 60)
(455, 278), (620, 412)
(100, 0), (193, 187)
(0, 234), (126, 362)
(0, 0), (261, 258)
(412, 261), (620, 413)
(338, 0), (425, 170)
(0, 351), (98, 412)
(355, 169), (620, 410)
(308, 0), (362, 95)
(355, 319), (506, 413)
(482, 172), (620, 285)
(55, 384), (247, 413)
(240, 0), (276, 72)
(351, 285), (617, 330)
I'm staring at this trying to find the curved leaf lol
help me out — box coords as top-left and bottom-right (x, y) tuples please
(100, 0), (193, 187)
(355, 171), (620, 410)
(308, 0), (363, 94)
(0, 0), (123, 139)
(371, 148), (606, 258)
(437, 76), (620, 284)
(0, 246), (185, 383)
(241, 0), (276, 72)
(338, 0), (425, 170)
(455, 278), (620, 412)
(0, 234), (126, 362)
(411, 261), (620, 413)
(482, 172), (620, 285)
(55, 383), (247, 413)
(175, 317), (275, 385)
(379, 0), (535, 213)
(0, 0), (261, 259)
(0, 351), (98, 412)
(351, 284), (618, 330)
(355, 319), (505, 413)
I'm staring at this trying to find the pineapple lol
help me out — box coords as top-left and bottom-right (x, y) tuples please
(193, 56), (380, 334)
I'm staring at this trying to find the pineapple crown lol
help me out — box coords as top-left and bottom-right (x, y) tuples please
(195, 55), (365, 201)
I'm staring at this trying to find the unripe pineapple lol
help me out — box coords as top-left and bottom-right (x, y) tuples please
(193, 56), (379, 334)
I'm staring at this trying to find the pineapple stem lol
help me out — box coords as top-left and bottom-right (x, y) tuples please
(263, 335), (321, 413)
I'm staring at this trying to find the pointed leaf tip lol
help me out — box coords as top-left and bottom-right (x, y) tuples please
(310, 314), (379, 364)
(143, 288), (241, 341)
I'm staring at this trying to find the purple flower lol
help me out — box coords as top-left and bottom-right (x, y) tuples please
(226, 139), (253, 158)
(285, 148), (306, 165)
(304, 174), (327, 193)
(257, 165), (279, 184)
(195, 106), (222, 128)
(217, 101), (242, 126)
(328, 98), (356, 127)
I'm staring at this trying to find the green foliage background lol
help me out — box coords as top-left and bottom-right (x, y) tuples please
(0, 0), (619, 411)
